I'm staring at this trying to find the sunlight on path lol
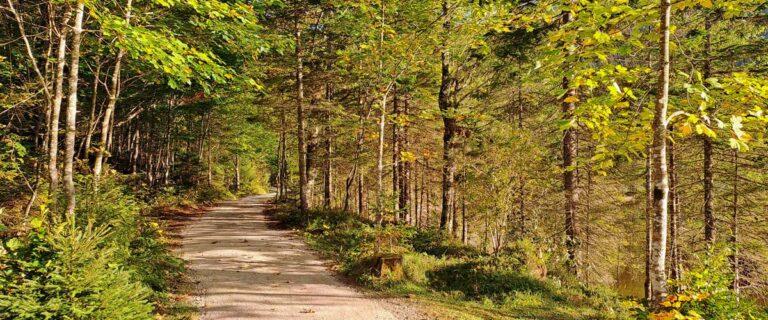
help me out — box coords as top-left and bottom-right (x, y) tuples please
(179, 194), (399, 320)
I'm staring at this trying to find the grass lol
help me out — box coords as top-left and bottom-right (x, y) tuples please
(268, 205), (640, 320)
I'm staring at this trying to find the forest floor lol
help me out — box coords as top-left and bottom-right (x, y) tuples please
(177, 194), (427, 320)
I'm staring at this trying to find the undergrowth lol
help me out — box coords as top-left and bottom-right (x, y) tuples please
(0, 174), (233, 319)
(270, 205), (638, 320)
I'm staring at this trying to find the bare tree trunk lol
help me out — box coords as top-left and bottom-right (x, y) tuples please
(517, 74), (527, 236)
(438, 0), (456, 233)
(307, 125), (320, 206)
(668, 135), (681, 282)
(357, 172), (365, 218)
(295, 19), (309, 214)
(650, 0), (671, 306)
(730, 149), (740, 295)
(558, 5), (580, 277)
(644, 150), (653, 302)
(461, 196), (468, 244)
(323, 99), (333, 209)
(81, 55), (101, 158)
(233, 154), (240, 192)
(48, 7), (73, 194)
(392, 88), (400, 221)
(94, 0), (133, 186)
(562, 75), (579, 276)
(701, 15), (716, 246)
(131, 128), (140, 174)
(376, 93), (387, 224)
(64, 1), (85, 218)
(207, 141), (213, 185)
(400, 96), (411, 224)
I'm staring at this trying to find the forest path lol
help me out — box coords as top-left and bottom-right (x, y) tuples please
(179, 194), (414, 320)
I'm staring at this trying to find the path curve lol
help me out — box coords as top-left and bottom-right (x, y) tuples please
(179, 194), (405, 320)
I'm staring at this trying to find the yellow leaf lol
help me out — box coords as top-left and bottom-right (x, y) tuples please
(564, 96), (580, 103)
(700, 0), (713, 8)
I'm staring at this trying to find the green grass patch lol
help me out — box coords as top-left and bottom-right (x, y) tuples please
(270, 205), (638, 320)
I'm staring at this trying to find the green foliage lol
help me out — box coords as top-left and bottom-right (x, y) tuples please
(645, 249), (768, 320)
(0, 218), (153, 320)
(274, 208), (635, 319)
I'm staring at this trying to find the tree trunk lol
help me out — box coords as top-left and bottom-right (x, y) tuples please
(131, 128), (140, 174)
(307, 125), (320, 206)
(438, 0), (456, 233)
(392, 89), (400, 221)
(461, 196), (468, 244)
(64, 1), (85, 218)
(650, 0), (671, 306)
(323, 91), (333, 209)
(562, 77), (579, 276)
(48, 8), (73, 194)
(295, 19), (309, 214)
(276, 112), (286, 199)
(668, 135), (681, 282)
(517, 74), (526, 236)
(400, 100), (410, 224)
(559, 5), (580, 277)
(357, 172), (365, 218)
(376, 93), (387, 224)
(702, 14), (716, 246)
(730, 149), (740, 294)
(233, 155), (240, 192)
(94, 0), (133, 186)
(81, 55), (101, 158)
(644, 148), (653, 302)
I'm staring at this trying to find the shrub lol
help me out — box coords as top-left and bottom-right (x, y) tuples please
(647, 249), (768, 320)
(408, 228), (479, 258)
(0, 218), (153, 320)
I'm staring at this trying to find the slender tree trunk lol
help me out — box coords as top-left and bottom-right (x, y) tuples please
(307, 125), (320, 207)
(131, 128), (140, 174)
(668, 135), (681, 282)
(644, 149), (653, 302)
(730, 149), (740, 295)
(461, 196), (467, 244)
(48, 8), (73, 194)
(413, 162), (420, 227)
(323, 91), (333, 209)
(276, 117), (285, 199)
(392, 88), (400, 221)
(517, 76), (526, 236)
(562, 76), (579, 276)
(295, 19), (309, 214)
(650, 0), (671, 306)
(559, 5), (580, 277)
(207, 141), (213, 185)
(94, 0), (133, 186)
(438, 0), (456, 233)
(64, 1), (85, 218)
(701, 14), (716, 246)
(400, 96), (410, 224)
(358, 172), (365, 218)
(233, 155), (240, 192)
(376, 93), (387, 224)
(81, 56), (101, 158)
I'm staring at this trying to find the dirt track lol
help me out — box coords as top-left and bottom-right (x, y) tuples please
(179, 194), (417, 320)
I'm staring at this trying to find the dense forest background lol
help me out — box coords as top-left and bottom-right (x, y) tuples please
(1, 0), (767, 319)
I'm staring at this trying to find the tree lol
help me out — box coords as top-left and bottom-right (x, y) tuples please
(650, 0), (672, 306)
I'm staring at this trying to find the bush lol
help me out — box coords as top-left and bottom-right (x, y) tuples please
(0, 218), (153, 320)
(75, 178), (185, 295)
(647, 249), (768, 320)
(408, 228), (479, 258)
